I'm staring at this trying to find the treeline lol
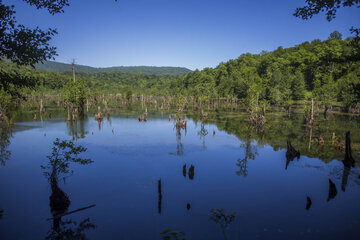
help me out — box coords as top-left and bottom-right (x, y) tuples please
(0, 32), (359, 114)
(35, 61), (192, 76)
(175, 34), (360, 111)
(0, 60), (177, 95)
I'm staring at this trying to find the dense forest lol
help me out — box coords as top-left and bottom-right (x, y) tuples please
(176, 33), (360, 112)
(34, 61), (192, 75)
(0, 32), (359, 118)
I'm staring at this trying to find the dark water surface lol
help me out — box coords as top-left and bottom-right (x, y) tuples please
(0, 108), (360, 240)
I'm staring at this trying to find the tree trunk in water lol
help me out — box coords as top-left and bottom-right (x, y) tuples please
(343, 131), (355, 168)
(67, 106), (71, 121)
(310, 97), (314, 125)
(40, 99), (43, 114)
(308, 127), (312, 151)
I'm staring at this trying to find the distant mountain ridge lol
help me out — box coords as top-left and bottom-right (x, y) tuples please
(34, 61), (192, 76)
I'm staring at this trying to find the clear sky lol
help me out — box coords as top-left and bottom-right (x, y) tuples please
(9, 0), (360, 70)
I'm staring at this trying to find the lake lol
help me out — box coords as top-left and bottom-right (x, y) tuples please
(0, 106), (360, 240)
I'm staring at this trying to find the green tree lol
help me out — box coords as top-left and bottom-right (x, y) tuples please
(337, 65), (360, 110)
(0, 88), (11, 119)
(329, 30), (343, 40)
(63, 79), (88, 111)
(291, 71), (306, 100)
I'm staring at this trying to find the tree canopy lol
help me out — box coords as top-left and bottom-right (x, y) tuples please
(0, 0), (70, 66)
(294, 0), (360, 21)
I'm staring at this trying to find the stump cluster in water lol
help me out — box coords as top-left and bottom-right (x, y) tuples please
(138, 108), (148, 122)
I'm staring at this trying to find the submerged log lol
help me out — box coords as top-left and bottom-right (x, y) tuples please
(306, 196), (312, 211)
(158, 179), (162, 214)
(47, 204), (96, 220)
(306, 97), (314, 125)
(182, 164), (186, 177)
(188, 165), (195, 180)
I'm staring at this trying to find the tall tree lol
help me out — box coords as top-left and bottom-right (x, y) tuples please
(329, 30), (343, 40)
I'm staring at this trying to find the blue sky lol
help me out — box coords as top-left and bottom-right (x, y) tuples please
(9, 0), (360, 70)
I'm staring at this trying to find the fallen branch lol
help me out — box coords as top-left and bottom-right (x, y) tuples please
(47, 204), (96, 221)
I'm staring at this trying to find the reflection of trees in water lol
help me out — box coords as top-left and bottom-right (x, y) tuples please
(201, 111), (359, 163)
(197, 122), (208, 149)
(209, 208), (236, 240)
(173, 123), (186, 156)
(160, 229), (187, 240)
(0, 125), (12, 166)
(0, 208), (3, 219)
(158, 179), (162, 215)
(236, 127), (257, 177)
(285, 141), (300, 170)
(46, 218), (95, 240)
(341, 166), (351, 192)
(66, 114), (88, 142)
(42, 138), (95, 239)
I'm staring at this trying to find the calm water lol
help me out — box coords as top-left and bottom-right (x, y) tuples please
(0, 107), (360, 240)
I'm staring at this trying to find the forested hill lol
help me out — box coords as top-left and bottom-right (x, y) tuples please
(1, 34), (359, 111)
(34, 61), (192, 76)
(176, 35), (360, 111)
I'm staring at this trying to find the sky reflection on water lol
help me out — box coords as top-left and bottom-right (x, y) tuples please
(0, 111), (359, 240)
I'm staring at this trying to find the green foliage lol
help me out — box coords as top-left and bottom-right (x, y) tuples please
(314, 75), (337, 108)
(291, 71), (306, 100)
(0, 123), (11, 166)
(329, 30), (343, 40)
(124, 86), (133, 101)
(304, 99), (312, 121)
(0, 88), (11, 117)
(35, 61), (192, 76)
(63, 79), (88, 109)
(0, 60), (39, 96)
(337, 64), (360, 110)
(0, 0), (67, 66)
(0, 37), (359, 112)
(40, 138), (93, 180)
(175, 37), (359, 111)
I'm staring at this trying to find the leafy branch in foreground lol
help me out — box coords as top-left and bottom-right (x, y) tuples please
(294, 0), (360, 22)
